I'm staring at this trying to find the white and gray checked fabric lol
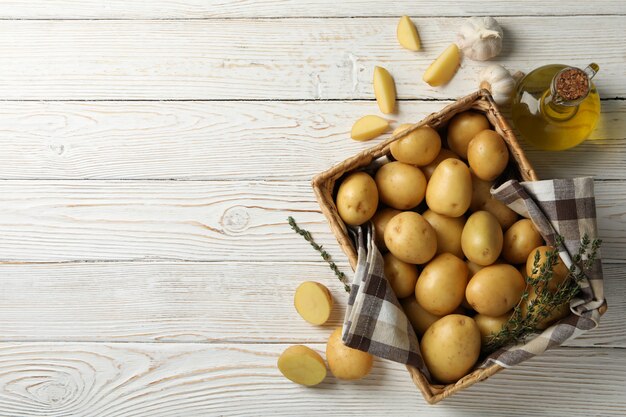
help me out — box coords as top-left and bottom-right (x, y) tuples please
(341, 176), (605, 378)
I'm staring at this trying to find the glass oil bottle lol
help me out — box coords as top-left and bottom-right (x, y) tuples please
(511, 63), (600, 151)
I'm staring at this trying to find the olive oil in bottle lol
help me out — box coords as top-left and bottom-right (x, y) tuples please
(511, 63), (600, 151)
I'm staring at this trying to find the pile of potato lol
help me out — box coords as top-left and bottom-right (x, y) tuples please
(335, 111), (569, 383)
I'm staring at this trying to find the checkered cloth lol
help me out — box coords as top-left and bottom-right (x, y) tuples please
(342, 177), (604, 376)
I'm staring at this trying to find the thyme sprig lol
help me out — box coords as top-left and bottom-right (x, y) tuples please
(485, 234), (602, 353)
(287, 216), (351, 293)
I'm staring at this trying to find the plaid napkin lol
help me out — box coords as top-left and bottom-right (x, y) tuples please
(341, 177), (605, 376)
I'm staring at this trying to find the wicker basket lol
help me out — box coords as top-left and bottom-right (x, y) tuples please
(311, 89), (539, 404)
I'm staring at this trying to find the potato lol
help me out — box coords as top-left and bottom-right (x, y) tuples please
(421, 314), (481, 383)
(502, 219), (544, 264)
(521, 286), (570, 329)
(474, 313), (511, 346)
(351, 115), (389, 141)
(465, 264), (526, 316)
(422, 148), (460, 180)
(469, 173), (518, 229)
(336, 172), (378, 226)
(415, 253), (468, 315)
(390, 124), (441, 166)
(294, 281), (333, 325)
(372, 207), (401, 252)
(397, 16), (421, 51)
(375, 162), (426, 210)
(400, 297), (442, 336)
(447, 112), (491, 159)
(423, 43), (460, 87)
(373, 66), (396, 114)
(526, 246), (570, 292)
(467, 130), (509, 181)
(422, 209), (465, 258)
(461, 211), (503, 266)
(385, 212), (437, 264)
(278, 345), (327, 386)
(425, 158), (472, 217)
(384, 252), (418, 298)
(326, 327), (373, 380)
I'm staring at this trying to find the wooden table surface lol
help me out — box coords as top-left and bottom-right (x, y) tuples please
(0, 2), (624, 416)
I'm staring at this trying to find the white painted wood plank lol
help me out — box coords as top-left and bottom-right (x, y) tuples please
(0, 100), (623, 180)
(0, 342), (623, 416)
(0, 261), (622, 347)
(0, 180), (623, 262)
(0, 17), (623, 100)
(0, 1), (623, 18)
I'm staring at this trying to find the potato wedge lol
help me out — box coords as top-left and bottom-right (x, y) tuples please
(397, 16), (421, 51)
(373, 66), (397, 114)
(423, 43), (460, 87)
(351, 115), (389, 141)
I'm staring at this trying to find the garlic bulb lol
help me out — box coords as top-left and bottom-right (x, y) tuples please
(479, 64), (516, 105)
(457, 17), (503, 61)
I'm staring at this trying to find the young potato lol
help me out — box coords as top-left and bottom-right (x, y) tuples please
(474, 312), (512, 346)
(426, 159), (472, 217)
(420, 314), (481, 383)
(373, 66), (396, 114)
(294, 281), (333, 325)
(526, 246), (570, 293)
(326, 327), (373, 380)
(372, 207), (401, 252)
(467, 130), (509, 181)
(401, 296), (442, 336)
(351, 115), (389, 141)
(465, 264), (526, 316)
(278, 345), (327, 386)
(415, 253), (468, 315)
(502, 219), (544, 264)
(521, 285), (571, 329)
(422, 209), (465, 258)
(384, 212), (437, 264)
(470, 173), (518, 229)
(423, 43), (460, 87)
(461, 211), (503, 266)
(390, 124), (442, 166)
(422, 148), (460, 180)
(336, 172), (379, 226)
(447, 112), (491, 159)
(375, 162), (426, 210)
(384, 252), (419, 298)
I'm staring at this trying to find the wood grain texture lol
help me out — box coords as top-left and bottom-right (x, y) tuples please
(0, 261), (622, 347)
(0, 342), (623, 416)
(0, 17), (623, 100)
(0, 1), (623, 18)
(0, 100), (623, 180)
(0, 180), (624, 262)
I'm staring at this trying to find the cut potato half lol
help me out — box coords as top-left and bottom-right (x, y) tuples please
(294, 281), (333, 325)
(278, 345), (327, 386)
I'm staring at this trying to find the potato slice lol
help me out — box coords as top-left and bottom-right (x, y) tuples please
(373, 66), (397, 114)
(351, 115), (390, 141)
(294, 281), (333, 325)
(423, 43), (460, 87)
(278, 345), (327, 386)
(397, 16), (421, 51)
